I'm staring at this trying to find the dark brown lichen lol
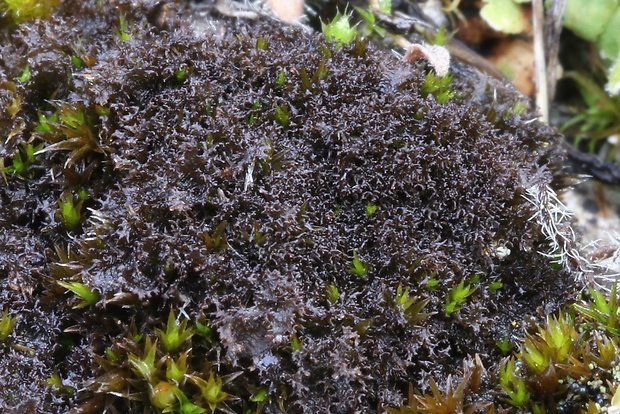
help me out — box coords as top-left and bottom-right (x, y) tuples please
(0, 0), (578, 413)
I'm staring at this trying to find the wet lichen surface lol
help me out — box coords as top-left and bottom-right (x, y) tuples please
(0, 1), (580, 413)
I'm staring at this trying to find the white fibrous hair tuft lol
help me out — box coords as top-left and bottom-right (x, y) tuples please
(583, 232), (620, 291)
(522, 183), (591, 284)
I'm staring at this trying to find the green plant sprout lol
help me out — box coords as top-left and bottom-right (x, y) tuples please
(189, 371), (229, 412)
(250, 387), (268, 403)
(247, 101), (261, 125)
(365, 201), (378, 216)
(58, 192), (84, 231)
(355, 7), (387, 38)
(321, 11), (358, 46)
(499, 357), (531, 407)
(518, 313), (577, 376)
(429, 25), (451, 47)
(421, 72), (455, 104)
(444, 279), (475, 314)
(563, 70), (620, 160)
(574, 283), (620, 336)
(195, 319), (213, 340)
(5, 83), (22, 118)
(2, 0), (59, 23)
(116, 13), (131, 42)
(155, 310), (195, 353)
(166, 350), (189, 384)
(489, 281), (503, 291)
(387, 376), (469, 413)
(57, 281), (100, 308)
(424, 274), (439, 291)
(15, 65), (30, 83)
(299, 59), (330, 93)
(273, 103), (290, 127)
(148, 380), (178, 411)
(325, 283), (339, 304)
(276, 69), (286, 88)
(46, 372), (75, 396)
(173, 387), (207, 414)
(510, 100), (527, 116)
(349, 251), (369, 279)
(35, 103), (105, 168)
(255, 36), (268, 50)
(394, 283), (432, 325)
(175, 67), (188, 82)
(128, 337), (160, 383)
(469, 274), (481, 284)
(291, 333), (303, 352)
(202, 220), (228, 250)
(496, 337), (513, 355)
(0, 309), (18, 341)
(35, 111), (59, 133)
(105, 347), (119, 363)
(71, 54), (83, 69)
(1, 142), (42, 178)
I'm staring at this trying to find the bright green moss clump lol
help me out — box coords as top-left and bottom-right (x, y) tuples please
(1, 0), (59, 24)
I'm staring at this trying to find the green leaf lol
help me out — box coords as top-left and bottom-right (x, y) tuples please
(489, 281), (503, 291)
(166, 352), (189, 383)
(250, 387), (269, 403)
(325, 284), (339, 304)
(117, 14), (131, 42)
(175, 67), (188, 82)
(15, 65), (30, 83)
(190, 372), (228, 412)
(274, 104), (290, 127)
(425, 278), (439, 290)
(291, 333), (302, 352)
(500, 357), (530, 407)
(563, 0), (619, 42)
(276, 69), (286, 88)
(521, 337), (550, 373)
(256, 36), (268, 50)
(58, 193), (83, 231)
(173, 387), (207, 414)
(155, 310), (195, 353)
(148, 381), (178, 410)
(365, 202), (378, 216)
(35, 111), (58, 134)
(480, 0), (527, 34)
(128, 337), (159, 383)
(71, 55), (83, 69)
(444, 279), (475, 314)
(376, 0), (392, 15)
(4, 0), (59, 23)
(598, 5), (620, 60)
(322, 11), (358, 45)
(496, 337), (513, 355)
(349, 251), (369, 279)
(607, 53), (620, 96)
(57, 281), (100, 308)
(195, 320), (213, 339)
(0, 309), (18, 341)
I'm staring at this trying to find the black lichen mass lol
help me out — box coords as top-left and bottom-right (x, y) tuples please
(0, 0), (577, 413)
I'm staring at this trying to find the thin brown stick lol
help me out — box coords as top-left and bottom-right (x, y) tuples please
(532, 0), (548, 122)
(544, 0), (567, 101)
